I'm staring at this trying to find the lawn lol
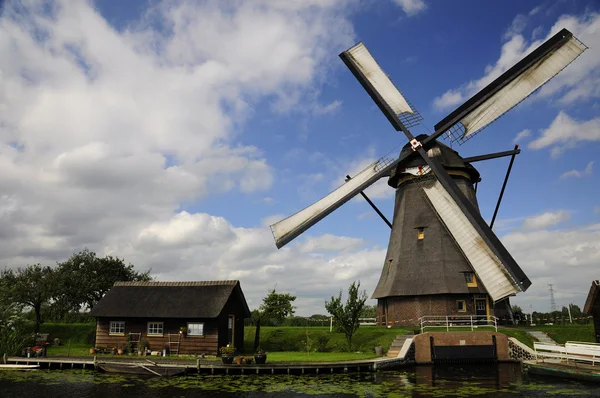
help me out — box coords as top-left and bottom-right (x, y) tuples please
(516, 324), (595, 344)
(244, 325), (410, 354)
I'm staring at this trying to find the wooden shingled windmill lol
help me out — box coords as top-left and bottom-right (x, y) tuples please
(270, 29), (587, 326)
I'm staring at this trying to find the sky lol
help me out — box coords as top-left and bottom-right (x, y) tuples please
(1, 0), (599, 316)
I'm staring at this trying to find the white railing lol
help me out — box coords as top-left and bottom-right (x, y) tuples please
(419, 315), (498, 333)
(358, 317), (377, 326)
(534, 341), (600, 366)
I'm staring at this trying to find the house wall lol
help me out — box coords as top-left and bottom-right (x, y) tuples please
(217, 288), (246, 353)
(377, 294), (494, 327)
(95, 317), (219, 355)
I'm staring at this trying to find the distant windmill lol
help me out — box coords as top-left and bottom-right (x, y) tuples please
(270, 29), (587, 325)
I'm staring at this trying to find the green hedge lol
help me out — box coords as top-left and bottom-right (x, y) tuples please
(39, 322), (96, 345)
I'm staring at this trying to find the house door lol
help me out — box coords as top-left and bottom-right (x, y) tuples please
(475, 298), (487, 321)
(227, 315), (235, 345)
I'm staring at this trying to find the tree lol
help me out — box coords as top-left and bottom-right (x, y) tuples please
(325, 281), (368, 351)
(359, 304), (377, 319)
(511, 305), (524, 324)
(1, 264), (55, 333)
(54, 248), (152, 311)
(253, 289), (296, 351)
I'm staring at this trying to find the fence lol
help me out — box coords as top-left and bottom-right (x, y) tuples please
(419, 315), (498, 333)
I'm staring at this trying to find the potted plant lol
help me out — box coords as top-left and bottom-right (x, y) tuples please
(179, 326), (187, 337)
(89, 347), (96, 355)
(235, 356), (243, 365)
(254, 347), (267, 364)
(220, 344), (235, 364)
(244, 356), (253, 365)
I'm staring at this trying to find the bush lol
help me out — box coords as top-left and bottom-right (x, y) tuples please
(316, 333), (330, 352)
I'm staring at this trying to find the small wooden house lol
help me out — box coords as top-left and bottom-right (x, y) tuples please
(89, 280), (250, 355)
(583, 280), (600, 343)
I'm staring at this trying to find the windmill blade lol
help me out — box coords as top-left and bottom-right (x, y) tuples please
(435, 28), (587, 144)
(271, 156), (397, 249)
(340, 42), (423, 130)
(417, 168), (531, 302)
(420, 177), (526, 301)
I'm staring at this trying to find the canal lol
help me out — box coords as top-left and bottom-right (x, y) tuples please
(1, 363), (598, 397)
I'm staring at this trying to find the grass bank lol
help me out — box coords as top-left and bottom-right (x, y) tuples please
(512, 324), (595, 344)
(244, 326), (409, 354)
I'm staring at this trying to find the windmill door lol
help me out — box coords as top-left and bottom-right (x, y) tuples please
(475, 298), (487, 320)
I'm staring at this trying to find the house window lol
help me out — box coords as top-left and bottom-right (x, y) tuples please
(457, 300), (466, 312)
(464, 272), (477, 287)
(147, 322), (164, 336)
(187, 322), (205, 336)
(109, 321), (125, 335)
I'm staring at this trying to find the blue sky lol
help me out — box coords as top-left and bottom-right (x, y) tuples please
(1, 0), (599, 315)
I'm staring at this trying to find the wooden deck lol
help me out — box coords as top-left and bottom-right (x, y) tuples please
(524, 360), (600, 383)
(5, 355), (409, 376)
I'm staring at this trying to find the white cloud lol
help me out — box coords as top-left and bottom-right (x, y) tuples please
(560, 161), (594, 179)
(433, 12), (600, 111)
(513, 129), (531, 144)
(504, 14), (528, 40)
(392, 0), (427, 16)
(528, 111), (600, 157)
(127, 211), (385, 313)
(529, 5), (543, 16)
(504, 223), (600, 312)
(0, 0), (367, 314)
(313, 100), (342, 115)
(433, 90), (463, 111)
(522, 210), (570, 230)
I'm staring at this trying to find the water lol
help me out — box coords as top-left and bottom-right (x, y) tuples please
(0, 363), (599, 397)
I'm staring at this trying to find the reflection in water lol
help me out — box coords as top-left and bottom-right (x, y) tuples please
(0, 363), (599, 397)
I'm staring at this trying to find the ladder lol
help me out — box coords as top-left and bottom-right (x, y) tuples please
(168, 334), (181, 355)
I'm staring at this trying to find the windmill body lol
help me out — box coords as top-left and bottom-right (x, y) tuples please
(270, 28), (586, 327)
(372, 135), (511, 325)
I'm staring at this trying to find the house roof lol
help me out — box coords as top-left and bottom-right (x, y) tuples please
(583, 280), (600, 315)
(89, 280), (251, 318)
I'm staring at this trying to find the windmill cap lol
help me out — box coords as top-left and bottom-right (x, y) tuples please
(388, 134), (480, 187)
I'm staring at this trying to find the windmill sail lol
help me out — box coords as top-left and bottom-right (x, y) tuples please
(271, 156), (397, 248)
(436, 28), (587, 144)
(340, 42), (423, 130)
(421, 177), (525, 301)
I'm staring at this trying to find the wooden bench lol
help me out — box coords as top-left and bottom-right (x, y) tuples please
(565, 342), (600, 366)
(533, 342), (567, 362)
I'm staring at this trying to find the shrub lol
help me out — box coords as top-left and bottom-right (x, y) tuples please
(316, 333), (330, 352)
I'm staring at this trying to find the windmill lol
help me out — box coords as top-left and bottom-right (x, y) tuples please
(270, 29), (587, 326)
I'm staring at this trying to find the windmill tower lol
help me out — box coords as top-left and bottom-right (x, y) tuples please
(270, 29), (587, 326)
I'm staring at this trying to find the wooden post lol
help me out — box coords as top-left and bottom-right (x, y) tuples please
(3, 353), (6, 364)
(94, 355), (97, 371)
(67, 339), (71, 357)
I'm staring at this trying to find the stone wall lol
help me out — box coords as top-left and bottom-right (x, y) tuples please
(413, 332), (509, 364)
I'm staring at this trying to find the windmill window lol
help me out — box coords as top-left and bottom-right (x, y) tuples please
(417, 227), (425, 240)
(457, 300), (466, 312)
(464, 272), (477, 287)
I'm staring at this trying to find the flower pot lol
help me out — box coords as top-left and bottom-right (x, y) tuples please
(254, 354), (267, 364)
(244, 357), (253, 365)
(375, 346), (383, 356)
(221, 355), (234, 365)
(117, 348), (124, 355)
(235, 356), (243, 365)
(89, 348), (96, 355)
